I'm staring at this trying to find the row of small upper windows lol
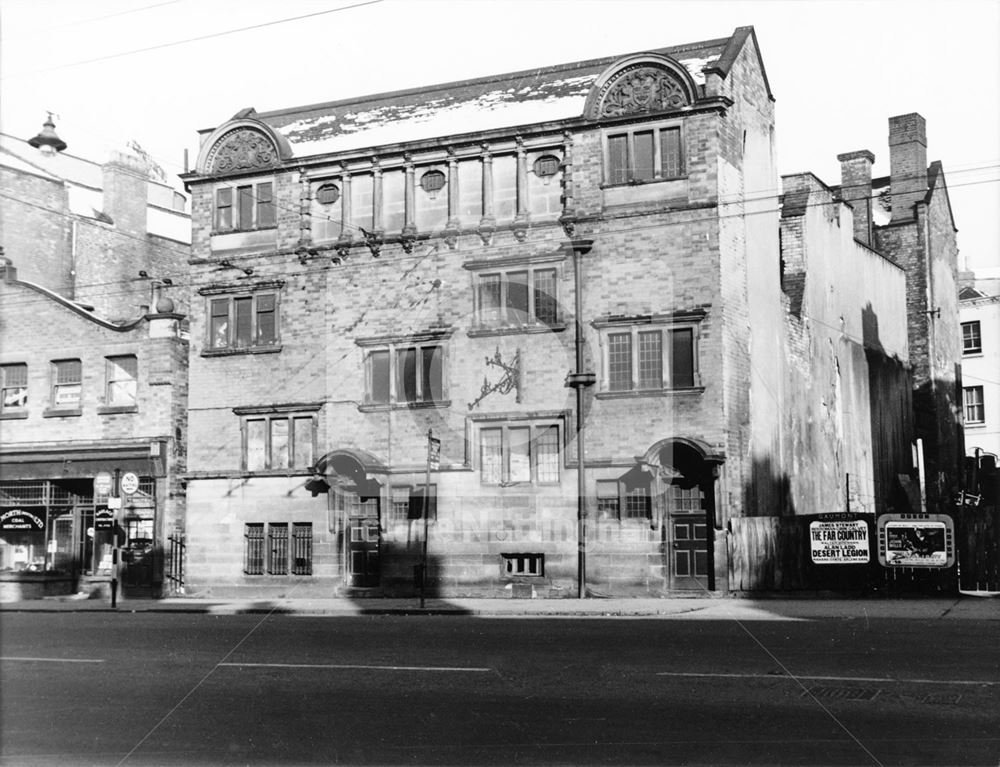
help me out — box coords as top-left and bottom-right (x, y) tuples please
(0, 357), (138, 417)
(211, 124), (686, 236)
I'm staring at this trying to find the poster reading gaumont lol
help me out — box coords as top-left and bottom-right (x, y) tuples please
(809, 520), (870, 564)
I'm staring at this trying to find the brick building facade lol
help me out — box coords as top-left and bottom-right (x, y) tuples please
(0, 130), (190, 599)
(178, 27), (960, 598)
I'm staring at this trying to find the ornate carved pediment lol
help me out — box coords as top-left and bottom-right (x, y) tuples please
(595, 65), (690, 118)
(208, 128), (279, 174)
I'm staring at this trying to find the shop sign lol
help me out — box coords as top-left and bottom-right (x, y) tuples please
(809, 519), (870, 564)
(94, 507), (115, 531)
(877, 513), (955, 568)
(94, 471), (113, 497)
(0, 507), (46, 532)
(120, 472), (140, 495)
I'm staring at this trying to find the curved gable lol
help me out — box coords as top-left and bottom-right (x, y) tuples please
(584, 54), (699, 120)
(196, 118), (293, 175)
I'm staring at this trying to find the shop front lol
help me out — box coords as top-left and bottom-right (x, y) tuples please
(0, 443), (166, 600)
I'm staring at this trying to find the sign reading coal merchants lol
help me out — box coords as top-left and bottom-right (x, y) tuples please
(0, 508), (46, 532)
(809, 520), (870, 564)
(878, 514), (954, 568)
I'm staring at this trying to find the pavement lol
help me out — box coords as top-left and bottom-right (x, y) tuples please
(1, 592), (998, 620)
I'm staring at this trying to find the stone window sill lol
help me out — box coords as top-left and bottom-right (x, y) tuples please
(467, 324), (566, 338)
(0, 411), (28, 420)
(595, 387), (705, 400)
(359, 400), (452, 413)
(97, 405), (139, 415)
(202, 345), (282, 358)
(42, 408), (82, 418)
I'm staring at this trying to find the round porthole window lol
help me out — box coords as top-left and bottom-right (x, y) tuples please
(420, 170), (446, 194)
(316, 183), (340, 205)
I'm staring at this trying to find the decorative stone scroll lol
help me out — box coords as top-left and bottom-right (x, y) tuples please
(208, 128), (279, 174)
(596, 65), (690, 118)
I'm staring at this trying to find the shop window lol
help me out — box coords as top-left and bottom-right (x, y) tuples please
(479, 423), (561, 485)
(475, 267), (559, 328)
(242, 413), (316, 472)
(364, 343), (446, 407)
(105, 355), (137, 408)
(605, 124), (683, 185)
(1, 363), (28, 415)
(208, 292), (278, 351)
(215, 180), (276, 233)
(962, 321), (982, 355)
(964, 386), (985, 424)
(50, 359), (81, 410)
(599, 323), (698, 393)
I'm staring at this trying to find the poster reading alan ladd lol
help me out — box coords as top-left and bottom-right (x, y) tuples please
(809, 520), (870, 564)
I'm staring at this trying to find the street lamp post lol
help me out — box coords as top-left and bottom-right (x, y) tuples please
(564, 239), (594, 599)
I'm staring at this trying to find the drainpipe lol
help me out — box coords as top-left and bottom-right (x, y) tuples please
(564, 239), (595, 599)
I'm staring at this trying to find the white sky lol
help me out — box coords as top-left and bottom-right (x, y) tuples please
(1, 0), (998, 275)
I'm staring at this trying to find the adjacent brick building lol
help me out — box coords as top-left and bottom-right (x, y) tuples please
(178, 27), (961, 598)
(0, 129), (190, 598)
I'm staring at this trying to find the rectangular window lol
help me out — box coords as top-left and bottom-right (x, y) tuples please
(479, 423), (560, 485)
(391, 486), (411, 522)
(637, 331), (662, 389)
(244, 523), (265, 575)
(605, 124), (684, 185)
(105, 355), (137, 407)
(475, 268), (560, 327)
(458, 160), (483, 225)
(350, 174), (374, 232)
(408, 484), (437, 521)
(51, 359), (82, 409)
(596, 480), (620, 519)
(493, 155), (517, 223)
(207, 293), (279, 350)
(624, 485), (652, 520)
(366, 343), (446, 406)
(962, 321), (982, 355)
(382, 170), (405, 232)
(215, 181), (276, 232)
(964, 386), (985, 424)
(369, 350), (390, 405)
(1, 363), (28, 413)
(291, 523), (312, 575)
(480, 428), (503, 485)
(267, 523), (289, 575)
(243, 414), (317, 472)
(602, 325), (698, 392)
(608, 333), (632, 391)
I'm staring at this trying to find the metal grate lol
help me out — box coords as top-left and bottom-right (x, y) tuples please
(292, 523), (312, 575)
(268, 523), (289, 575)
(244, 524), (264, 575)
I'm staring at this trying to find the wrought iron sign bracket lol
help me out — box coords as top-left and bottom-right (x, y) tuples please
(467, 347), (522, 410)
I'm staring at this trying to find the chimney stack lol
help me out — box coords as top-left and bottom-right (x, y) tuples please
(837, 150), (875, 245)
(888, 113), (927, 222)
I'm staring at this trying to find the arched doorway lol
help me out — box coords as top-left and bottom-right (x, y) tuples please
(643, 438), (723, 591)
(307, 449), (386, 588)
